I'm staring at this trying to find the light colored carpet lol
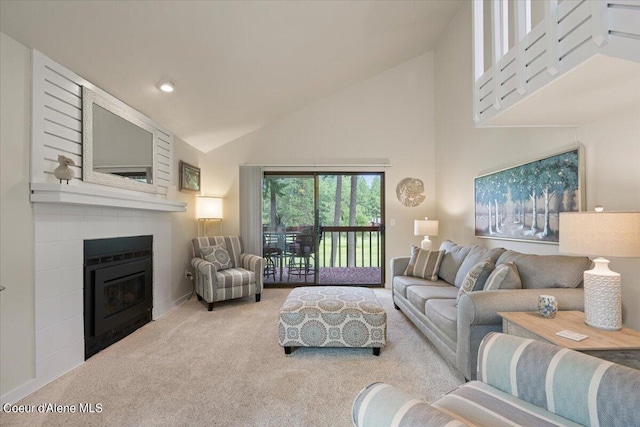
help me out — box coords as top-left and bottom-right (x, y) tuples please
(1, 288), (464, 426)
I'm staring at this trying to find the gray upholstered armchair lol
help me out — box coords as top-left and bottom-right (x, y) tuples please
(191, 236), (265, 311)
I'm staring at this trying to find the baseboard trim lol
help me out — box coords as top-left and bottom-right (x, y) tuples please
(0, 360), (83, 405)
(2, 292), (193, 405)
(172, 291), (193, 308)
(1, 378), (38, 406)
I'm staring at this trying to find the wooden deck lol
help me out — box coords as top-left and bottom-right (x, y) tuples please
(263, 266), (382, 286)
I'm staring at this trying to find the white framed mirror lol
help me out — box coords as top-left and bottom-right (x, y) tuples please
(82, 87), (158, 193)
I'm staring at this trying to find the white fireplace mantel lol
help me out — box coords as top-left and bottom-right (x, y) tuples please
(30, 183), (186, 212)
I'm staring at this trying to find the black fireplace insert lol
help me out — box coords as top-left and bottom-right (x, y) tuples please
(84, 235), (153, 359)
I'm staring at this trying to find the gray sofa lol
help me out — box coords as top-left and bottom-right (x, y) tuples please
(392, 240), (591, 380)
(353, 332), (640, 427)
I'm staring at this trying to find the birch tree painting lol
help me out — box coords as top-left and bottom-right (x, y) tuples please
(474, 149), (581, 243)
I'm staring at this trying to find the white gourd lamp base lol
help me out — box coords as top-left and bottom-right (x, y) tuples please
(420, 237), (433, 251)
(584, 257), (622, 331)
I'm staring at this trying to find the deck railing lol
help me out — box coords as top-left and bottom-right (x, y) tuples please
(318, 226), (382, 268)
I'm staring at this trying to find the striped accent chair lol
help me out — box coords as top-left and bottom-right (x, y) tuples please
(352, 332), (640, 427)
(191, 236), (265, 311)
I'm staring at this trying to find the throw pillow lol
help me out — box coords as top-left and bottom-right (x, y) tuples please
(453, 245), (506, 287)
(202, 245), (233, 270)
(403, 246), (444, 281)
(483, 262), (522, 290)
(437, 240), (474, 285)
(456, 258), (495, 303)
(199, 245), (215, 258)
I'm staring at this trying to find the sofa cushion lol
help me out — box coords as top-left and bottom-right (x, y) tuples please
(403, 246), (444, 281)
(432, 381), (584, 427)
(352, 383), (461, 427)
(438, 240), (473, 286)
(407, 285), (459, 314)
(483, 262), (522, 290)
(456, 258), (494, 303)
(202, 245), (233, 271)
(454, 246), (505, 287)
(424, 299), (458, 343)
(496, 250), (591, 289)
(478, 332), (640, 427)
(393, 276), (449, 299)
(215, 268), (254, 288)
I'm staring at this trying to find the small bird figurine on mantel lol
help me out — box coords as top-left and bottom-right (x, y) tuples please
(53, 155), (75, 184)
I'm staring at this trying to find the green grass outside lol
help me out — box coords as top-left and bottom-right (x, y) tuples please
(316, 233), (380, 268)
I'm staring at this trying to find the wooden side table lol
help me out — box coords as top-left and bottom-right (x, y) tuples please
(498, 311), (640, 369)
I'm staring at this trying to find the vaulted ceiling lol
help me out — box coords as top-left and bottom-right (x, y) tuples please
(1, 0), (463, 152)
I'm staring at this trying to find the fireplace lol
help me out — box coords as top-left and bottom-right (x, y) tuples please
(84, 236), (153, 359)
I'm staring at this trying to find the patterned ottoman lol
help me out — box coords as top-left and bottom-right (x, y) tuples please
(278, 286), (386, 355)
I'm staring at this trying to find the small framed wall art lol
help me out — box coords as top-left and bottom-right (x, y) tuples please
(179, 161), (201, 193)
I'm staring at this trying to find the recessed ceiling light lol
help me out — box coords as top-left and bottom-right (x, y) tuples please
(157, 79), (175, 93)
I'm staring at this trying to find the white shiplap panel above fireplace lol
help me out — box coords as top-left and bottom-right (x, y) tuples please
(30, 50), (184, 212)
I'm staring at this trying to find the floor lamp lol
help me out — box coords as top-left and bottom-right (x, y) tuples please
(196, 196), (223, 236)
(559, 209), (640, 330)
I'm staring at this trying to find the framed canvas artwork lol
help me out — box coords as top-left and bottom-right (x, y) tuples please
(474, 147), (584, 244)
(179, 161), (201, 193)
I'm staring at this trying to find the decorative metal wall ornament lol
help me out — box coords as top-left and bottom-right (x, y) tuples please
(396, 178), (425, 207)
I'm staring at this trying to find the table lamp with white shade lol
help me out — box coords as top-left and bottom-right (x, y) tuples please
(559, 209), (640, 330)
(414, 218), (439, 251)
(196, 196), (223, 236)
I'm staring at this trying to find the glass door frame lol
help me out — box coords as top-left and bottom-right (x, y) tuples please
(262, 171), (385, 288)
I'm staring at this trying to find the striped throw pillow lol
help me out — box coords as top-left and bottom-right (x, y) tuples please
(403, 247), (444, 281)
(483, 262), (522, 290)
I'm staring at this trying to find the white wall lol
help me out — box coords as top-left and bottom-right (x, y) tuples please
(171, 137), (202, 302)
(201, 52), (438, 285)
(577, 109), (640, 329)
(0, 32), (35, 396)
(435, 3), (640, 329)
(0, 32), (201, 402)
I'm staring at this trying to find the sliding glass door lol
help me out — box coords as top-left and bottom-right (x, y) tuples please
(262, 172), (384, 287)
(316, 174), (383, 285)
(262, 174), (316, 284)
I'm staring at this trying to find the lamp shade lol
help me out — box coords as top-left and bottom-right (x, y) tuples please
(414, 218), (439, 236)
(559, 211), (640, 258)
(196, 197), (223, 219)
